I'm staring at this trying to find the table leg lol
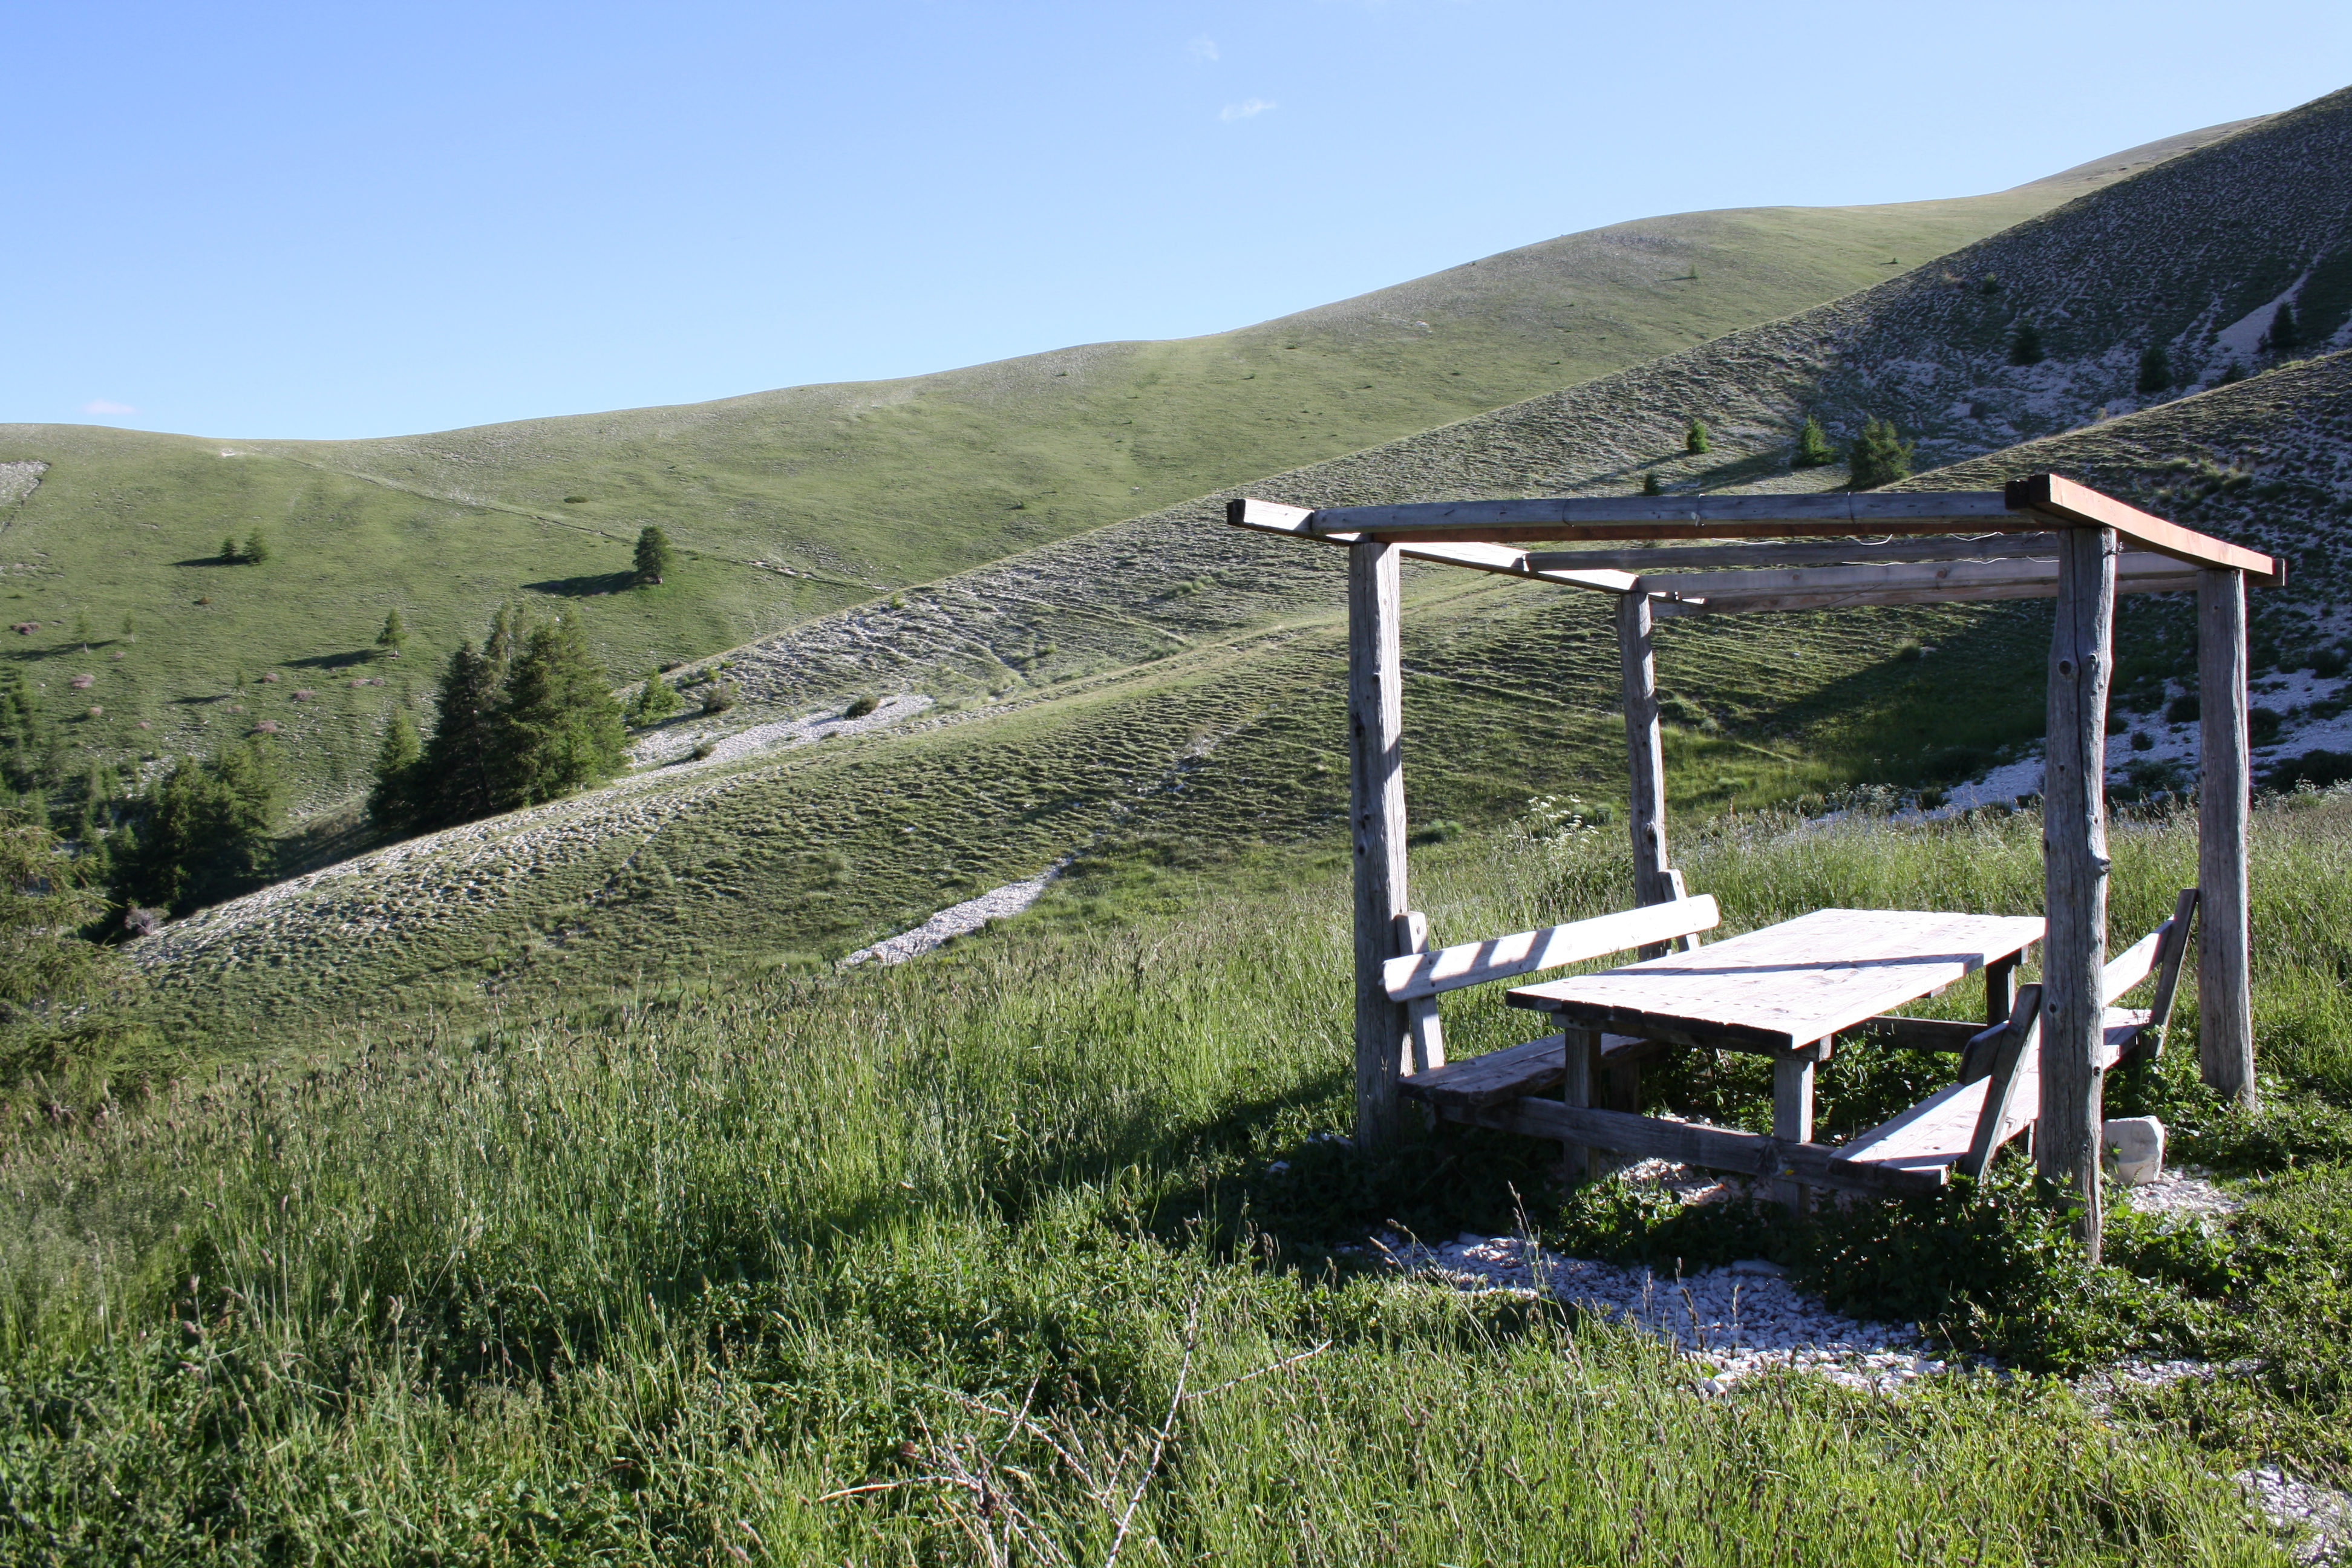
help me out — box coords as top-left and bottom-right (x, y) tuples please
(1985, 955), (2019, 1030)
(1562, 1027), (1604, 1181)
(1774, 1048), (1817, 1214)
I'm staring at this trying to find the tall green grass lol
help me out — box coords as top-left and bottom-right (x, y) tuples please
(5, 798), (2348, 1561)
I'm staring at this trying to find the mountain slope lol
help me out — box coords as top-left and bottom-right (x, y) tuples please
(0, 120), (2252, 809)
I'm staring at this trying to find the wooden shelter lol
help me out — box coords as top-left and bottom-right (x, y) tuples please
(1229, 475), (2279, 1255)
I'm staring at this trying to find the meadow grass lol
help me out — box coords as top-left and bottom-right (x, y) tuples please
(5, 796), (2350, 1561)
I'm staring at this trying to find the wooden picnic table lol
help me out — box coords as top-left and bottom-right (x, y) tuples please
(1504, 907), (2046, 1056)
(1503, 907), (2045, 1204)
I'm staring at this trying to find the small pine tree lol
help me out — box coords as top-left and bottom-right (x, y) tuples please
(627, 668), (681, 727)
(634, 526), (676, 586)
(2136, 344), (2172, 395)
(2008, 322), (2045, 365)
(242, 530), (270, 564)
(1641, 471), (1664, 496)
(494, 613), (629, 808)
(1685, 418), (1710, 454)
(2266, 301), (2298, 354)
(220, 535), (240, 564)
(2218, 361), (2247, 386)
(367, 710), (423, 828)
(375, 607), (407, 658)
(1846, 417), (1915, 490)
(1792, 416), (1836, 468)
(119, 612), (136, 644)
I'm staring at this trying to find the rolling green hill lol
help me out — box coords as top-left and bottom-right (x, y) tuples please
(0, 119), (2250, 811)
(134, 347), (2352, 1050)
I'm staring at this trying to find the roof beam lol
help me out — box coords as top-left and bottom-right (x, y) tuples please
(1526, 534), (2065, 572)
(1225, 499), (1632, 592)
(2005, 474), (2281, 583)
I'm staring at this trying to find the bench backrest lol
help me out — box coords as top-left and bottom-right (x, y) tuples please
(1383, 895), (1721, 1002)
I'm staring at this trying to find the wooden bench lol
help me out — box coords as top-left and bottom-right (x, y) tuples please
(1390, 885), (1718, 1122)
(1835, 889), (2197, 1181)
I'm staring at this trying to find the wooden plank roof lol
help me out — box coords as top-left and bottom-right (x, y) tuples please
(1227, 474), (2280, 586)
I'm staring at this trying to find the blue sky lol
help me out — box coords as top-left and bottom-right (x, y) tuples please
(9, 1), (2347, 440)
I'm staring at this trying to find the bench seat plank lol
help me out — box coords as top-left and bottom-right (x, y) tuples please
(1398, 1032), (1656, 1109)
(1838, 1009), (2145, 1173)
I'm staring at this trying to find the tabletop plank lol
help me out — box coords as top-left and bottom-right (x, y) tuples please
(1507, 908), (2045, 1054)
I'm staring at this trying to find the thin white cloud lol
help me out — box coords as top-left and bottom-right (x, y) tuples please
(82, 399), (136, 415)
(1186, 36), (1219, 62)
(1219, 98), (1275, 123)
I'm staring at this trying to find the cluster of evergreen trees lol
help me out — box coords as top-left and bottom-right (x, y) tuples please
(370, 604), (627, 832)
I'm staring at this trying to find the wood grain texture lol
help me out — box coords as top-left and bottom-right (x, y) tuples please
(1306, 492), (2019, 538)
(2198, 568), (2258, 1107)
(2039, 526), (2117, 1256)
(1650, 573), (2199, 618)
(1636, 552), (2189, 603)
(2141, 888), (2200, 1061)
(1349, 540), (1413, 1147)
(2010, 474), (2281, 583)
(1774, 1051), (1816, 1210)
(1381, 897), (1720, 1000)
(1396, 911), (1446, 1074)
(1962, 984), (2045, 1179)
(1442, 1097), (1947, 1198)
(1616, 592), (1675, 910)
(1396, 1031), (1662, 1110)
(1508, 907), (2045, 1054)
(1526, 535), (2067, 572)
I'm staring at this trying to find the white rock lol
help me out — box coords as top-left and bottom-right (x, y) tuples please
(2102, 1116), (2166, 1186)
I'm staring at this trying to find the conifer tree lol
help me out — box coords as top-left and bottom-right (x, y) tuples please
(1846, 417), (1915, 490)
(2009, 322), (2045, 365)
(367, 710), (423, 828)
(120, 739), (284, 913)
(494, 613), (628, 808)
(1792, 416), (1835, 468)
(2137, 344), (2173, 395)
(1685, 418), (1710, 454)
(375, 607), (408, 658)
(628, 668), (681, 727)
(242, 530), (270, 564)
(220, 535), (240, 564)
(0, 811), (128, 1079)
(1641, 471), (1664, 496)
(2266, 301), (2298, 354)
(415, 641), (505, 827)
(634, 526), (676, 586)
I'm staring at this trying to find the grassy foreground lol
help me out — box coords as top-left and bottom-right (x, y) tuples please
(7, 797), (2352, 1563)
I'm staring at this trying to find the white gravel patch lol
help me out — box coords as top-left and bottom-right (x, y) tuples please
(1373, 1230), (1952, 1393)
(2121, 1166), (2242, 1221)
(627, 692), (932, 769)
(2238, 1465), (2352, 1564)
(840, 868), (1061, 968)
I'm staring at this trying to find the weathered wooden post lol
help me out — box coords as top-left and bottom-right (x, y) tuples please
(1615, 591), (1674, 908)
(2197, 567), (2258, 1109)
(2040, 524), (2117, 1259)
(1348, 539), (1412, 1148)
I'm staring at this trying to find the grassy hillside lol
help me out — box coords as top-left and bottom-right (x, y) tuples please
(15, 797), (2352, 1561)
(0, 120), (2250, 809)
(126, 347), (2352, 1054)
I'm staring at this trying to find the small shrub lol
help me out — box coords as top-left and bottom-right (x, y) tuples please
(2218, 361), (2247, 385)
(1791, 416), (1835, 468)
(1979, 274), (2001, 295)
(2264, 750), (2352, 792)
(2250, 706), (2283, 744)
(1684, 417), (1710, 454)
(1640, 471), (1664, 496)
(2008, 321), (2045, 365)
(2166, 692), (2200, 724)
(699, 682), (737, 716)
(2311, 646), (2348, 678)
(691, 740), (716, 760)
(562, 495), (589, 505)
(2129, 730), (2154, 751)
(842, 694), (880, 719)
(1846, 417), (1914, 489)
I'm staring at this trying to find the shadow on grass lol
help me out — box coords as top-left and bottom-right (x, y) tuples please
(283, 650), (379, 670)
(524, 571), (638, 598)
